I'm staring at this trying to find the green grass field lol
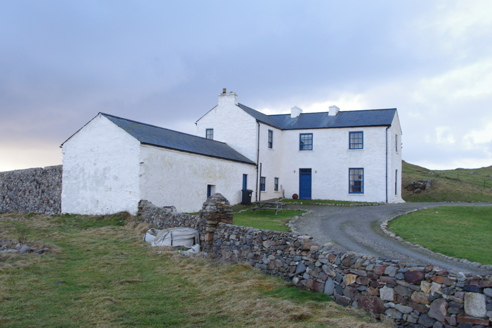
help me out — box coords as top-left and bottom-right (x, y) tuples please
(233, 209), (305, 231)
(0, 212), (388, 328)
(402, 161), (492, 202)
(388, 206), (492, 264)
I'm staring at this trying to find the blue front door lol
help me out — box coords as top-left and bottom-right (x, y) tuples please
(299, 169), (312, 199)
(242, 174), (247, 190)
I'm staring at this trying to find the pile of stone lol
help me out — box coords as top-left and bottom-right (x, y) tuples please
(0, 239), (49, 255)
(405, 180), (432, 194)
(209, 224), (492, 327)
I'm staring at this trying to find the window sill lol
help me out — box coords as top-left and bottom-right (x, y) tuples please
(348, 193), (364, 196)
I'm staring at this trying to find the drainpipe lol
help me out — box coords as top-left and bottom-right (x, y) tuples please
(385, 126), (390, 203)
(255, 122), (260, 202)
(259, 163), (262, 203)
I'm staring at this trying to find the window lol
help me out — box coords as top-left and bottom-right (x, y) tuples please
(349, 131), (363, 149)
(268, 130), (273, 148)
(395, 134), (398, 152)
(274, 177), (279, 191)
(207, 185), (215, 198)
(260, 177), (266, 191)
(242, 174), (247, 190)
(299, 133), (313, 150)
(206, 129), (213, 140)
(349, 168), (364, 193)
(395, 170), (398, 195)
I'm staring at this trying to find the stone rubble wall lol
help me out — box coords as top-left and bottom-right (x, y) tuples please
(138, 195), (492, 328)
(0, 165), (62, 215)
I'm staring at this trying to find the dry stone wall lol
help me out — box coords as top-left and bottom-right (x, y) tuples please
(0, 165), (62, 215)
(138, 195), (492, 327)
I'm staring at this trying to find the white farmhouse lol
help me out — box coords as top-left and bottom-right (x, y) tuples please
(196, 89), (403, 204)
(61, 89), (403, 215)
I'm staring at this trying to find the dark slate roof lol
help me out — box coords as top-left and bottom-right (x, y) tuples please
(238, 103), (396, 130)
(101, 113), (256, 165)
(238, 104), (282, 129)
(268, 109), (397, 130)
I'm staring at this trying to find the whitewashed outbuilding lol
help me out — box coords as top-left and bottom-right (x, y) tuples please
(61, 113), (256, 214)
(61, 89), (403, 215)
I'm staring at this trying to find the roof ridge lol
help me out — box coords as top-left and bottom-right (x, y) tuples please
(267, 108), (397, 117)
(100, 112), (229, 146)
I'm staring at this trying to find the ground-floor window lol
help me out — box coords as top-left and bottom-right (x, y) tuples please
(349, 168), (364, 194)
(274, 177), (279, 191)
(260, 177), (266, 191)
(243, 174), (247, 189)
(207, 184), (215, 198)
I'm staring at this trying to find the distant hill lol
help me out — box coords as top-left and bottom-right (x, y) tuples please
(402, 161), (492, 202)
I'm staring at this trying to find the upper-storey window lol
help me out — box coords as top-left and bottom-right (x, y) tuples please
(299, 133), (313, 151)
(349, 131), (363, 149)
(268, 130), (273, 148)
(206, 129), (213, 140)
(395, 134), (398, 152)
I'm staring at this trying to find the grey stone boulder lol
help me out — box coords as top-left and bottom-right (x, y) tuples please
(19, 245), (32, 254)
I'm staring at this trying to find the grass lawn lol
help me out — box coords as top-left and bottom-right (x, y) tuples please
(233, 209), (305, 232)
(0, 213), (389, 328)
(388, 206), (492, 264)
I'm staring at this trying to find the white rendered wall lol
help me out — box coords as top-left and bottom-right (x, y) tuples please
(139, 145), (256, 213)
(196, 96), (258, 162)
(61, 114), (141, 215)
(278, 126), (389, 203)
(387, 112), (404, 203)
(257, 123), (284, 201)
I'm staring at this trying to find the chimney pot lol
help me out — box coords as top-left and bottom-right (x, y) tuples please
(223, 88), (226, 94)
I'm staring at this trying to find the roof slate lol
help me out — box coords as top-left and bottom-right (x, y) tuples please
(237, 103), (396, 130)
(269, 109), (397, 130)
(238, 104), (282, 129)
(101, 113), (255, 165)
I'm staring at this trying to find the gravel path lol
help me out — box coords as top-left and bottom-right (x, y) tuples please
(291, 202), (492, 276)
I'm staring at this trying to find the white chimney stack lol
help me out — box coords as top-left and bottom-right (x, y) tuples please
(291, 106), (303, 118)
(329, 105), (340, 116)
(218, 88), (238, 106)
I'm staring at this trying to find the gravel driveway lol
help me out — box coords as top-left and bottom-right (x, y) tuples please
(291, 202), (492, 275)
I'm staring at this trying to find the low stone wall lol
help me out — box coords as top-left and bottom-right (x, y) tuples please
(138, 195), (492, 327)
(0, 165), (62, 215)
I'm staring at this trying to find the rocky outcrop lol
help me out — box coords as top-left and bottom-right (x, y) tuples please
(405, 180), (432, 194)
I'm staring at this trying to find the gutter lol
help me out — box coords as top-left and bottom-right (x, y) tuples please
(255, 122), (260, 202)
(385, 126), (390, 203)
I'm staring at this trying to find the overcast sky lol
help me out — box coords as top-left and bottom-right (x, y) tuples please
(1, 1), (491, 172)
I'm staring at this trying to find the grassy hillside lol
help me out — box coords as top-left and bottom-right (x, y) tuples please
(0, 213), (389, 327)
(402, 161), (492, 202)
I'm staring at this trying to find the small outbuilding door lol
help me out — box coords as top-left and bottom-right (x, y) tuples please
(299, 169), (312, 200)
